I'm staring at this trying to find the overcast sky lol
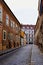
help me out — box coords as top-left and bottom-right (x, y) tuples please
(4, 0), (38, 25)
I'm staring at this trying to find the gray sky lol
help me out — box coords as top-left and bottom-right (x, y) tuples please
(4, 0), (38, 25)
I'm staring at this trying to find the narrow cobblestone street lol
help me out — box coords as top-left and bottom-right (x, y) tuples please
(0, 44), (43, 65)
(0, 0), (43, 65)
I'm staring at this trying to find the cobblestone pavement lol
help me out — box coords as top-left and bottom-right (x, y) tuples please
(0, 44), (43, 65)
(31, 44), (43, 65)
(0, 44), (32, 65)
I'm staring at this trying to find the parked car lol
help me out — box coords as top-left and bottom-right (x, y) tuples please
(29, 42), (33, 44)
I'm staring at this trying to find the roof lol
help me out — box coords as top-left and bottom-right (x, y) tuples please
(21, 24), (35, 29)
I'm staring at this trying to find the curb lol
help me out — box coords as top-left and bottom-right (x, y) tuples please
(0, 44), (28, 56)
(0, 47), (20, 56)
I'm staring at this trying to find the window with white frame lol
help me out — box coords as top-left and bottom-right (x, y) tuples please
(3, 30), (6, 40)
(6, 14), (9, 26)
(0, 8), (2, 21)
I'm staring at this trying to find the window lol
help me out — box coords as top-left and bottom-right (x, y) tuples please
(27, 27), (29, 29)
(9, 20), (11, 27)
(6, 14), (9, 26)
(3, 30), (6, 40)
(13, 22), (15, 29)
(31, 27), (33, 29)
(40, 0), (43, 15)
(29, 39), (30, 42)
(10, 20), (13, 28)
(10, 20), (14, 28)
(23, 26), (25, 29)
(16, 24), (18, 29)
(16, 24), (18, 28)
(32, 35), (33, 38)
(0, 8), (2, 21)
(19, 27), (20, 31)
(40, 21), (43, 33)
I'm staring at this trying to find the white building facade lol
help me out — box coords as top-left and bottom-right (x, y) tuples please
(21, 25), (35, 44)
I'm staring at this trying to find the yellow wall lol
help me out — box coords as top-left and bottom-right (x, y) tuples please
(20, 31), (24, 38)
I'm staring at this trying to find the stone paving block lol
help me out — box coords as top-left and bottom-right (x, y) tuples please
(31, 45), (43, 65)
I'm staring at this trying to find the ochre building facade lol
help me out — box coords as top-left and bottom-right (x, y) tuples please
(35, 0), (43, 48)
(0, 0), (21, 51)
